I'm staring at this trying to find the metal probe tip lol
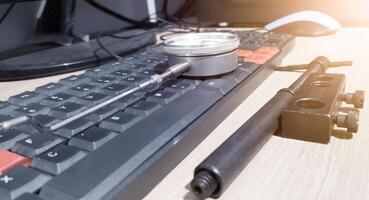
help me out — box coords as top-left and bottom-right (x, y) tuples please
(0, 116), (30, 131)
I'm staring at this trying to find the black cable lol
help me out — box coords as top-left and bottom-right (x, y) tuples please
(160, 0), (200, 32)
(84, 0), (151, 27)
(96, 33), (122, 60)
(95, 29), (158, 61)
(0, 2), (15, 24)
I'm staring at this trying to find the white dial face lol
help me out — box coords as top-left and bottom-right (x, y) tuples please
(164, 32), (240, 56)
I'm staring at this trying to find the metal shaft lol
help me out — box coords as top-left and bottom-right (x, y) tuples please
(0, 62), (191, 132)
(191, 56), (331, 199)
(275, 60), (352, 71)
(0, 116), (30, 132)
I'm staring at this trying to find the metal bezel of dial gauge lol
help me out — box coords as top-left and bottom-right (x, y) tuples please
(163, 32), (240, 57)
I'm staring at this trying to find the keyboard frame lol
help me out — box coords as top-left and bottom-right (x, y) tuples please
(104, 37), (296, 200)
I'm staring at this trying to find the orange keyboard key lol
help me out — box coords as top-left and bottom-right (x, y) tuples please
(237, 49), (253, 57)
(0, 149), (31, 175)
(243, 53), (271, 64)
(257, 46), (280, 54)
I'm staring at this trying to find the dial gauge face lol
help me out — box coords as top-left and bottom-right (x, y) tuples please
(163, 32), (240, 56)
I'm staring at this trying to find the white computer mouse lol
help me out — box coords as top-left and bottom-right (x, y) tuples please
(265, 10), (342, 36)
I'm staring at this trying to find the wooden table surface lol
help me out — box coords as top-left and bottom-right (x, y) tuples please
(1, 28), (368, 200)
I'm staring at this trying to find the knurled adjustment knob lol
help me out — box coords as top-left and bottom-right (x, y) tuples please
(343, 90), (365, 108)
(336, 111), (359, 133)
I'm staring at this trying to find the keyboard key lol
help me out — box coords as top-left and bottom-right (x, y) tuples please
(0, 166), (50, 200)
(105, 60), (125, 69)
(86, 106), (120, 123)
(238, 49), (253, 57)
(125, 101), (161, 116)
(12, 134), (65, 158)
(53, 118), (95, 138)
(125, 63), (145, 71)
(165, 81), (196, 94)
(99, 112), (143, 133)
(89, 76), (117, 87)
(0, 150), (31, 175)
(239, 62), (259, 73)
(0, 130), (28, 150)
(13, 124), (43, 135)
(146, 90), (180, 104)
(119, 75), (146, 86)
(198, 78), (238, 95)
(139, 57), (161, 65)
(223, 68), (254, 83)
(68, 127), (117, 151)
(78, 92), (109, 105)
(99, 83), (130, 95)
(0, 102), (19, 115)
(32, 145), (86, 175)
(49, 102), (86, 119)
(40, 93), (75, 107)
(65, 84), (98, 97)
(85, 67), (114, 77)
(35, 83), (67, 95)
(135, 69), (156, 77)
(15, 193), (45, 200)
(182, 79), (201, 86)
(8, 92), (44, 106)
(39, 89), (222, 200)
(59, 75), (90, 86)
(108, 69), (134, 78)
(12, 103), (50, 117)
(32, 115), (60, 128)
(111, 94), (141, 109)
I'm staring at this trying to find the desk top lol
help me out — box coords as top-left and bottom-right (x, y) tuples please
(1, 28), (369, 200)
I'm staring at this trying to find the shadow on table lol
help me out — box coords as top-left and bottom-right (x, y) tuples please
(183, 183), (201, 200)
(332, 128), (353, 140)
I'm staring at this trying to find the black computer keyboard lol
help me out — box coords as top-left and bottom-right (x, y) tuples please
(0, 30), (294, 200)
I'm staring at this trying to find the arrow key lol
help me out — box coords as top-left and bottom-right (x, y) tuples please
(0, 166), (50, 200)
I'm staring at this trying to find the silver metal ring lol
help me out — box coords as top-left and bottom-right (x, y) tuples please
(163, 32), (240, 57)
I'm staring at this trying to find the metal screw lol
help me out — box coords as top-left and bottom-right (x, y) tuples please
(342, 90), (365, 108)
(336, 111), (359, 133)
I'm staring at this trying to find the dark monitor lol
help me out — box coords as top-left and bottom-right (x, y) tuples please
(0, 0), (185, 81)
(196, 0), (369, 26)
(0, 0), (149, 80)
(0, 1), (41, 53)
(0, 0), (153, 54)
